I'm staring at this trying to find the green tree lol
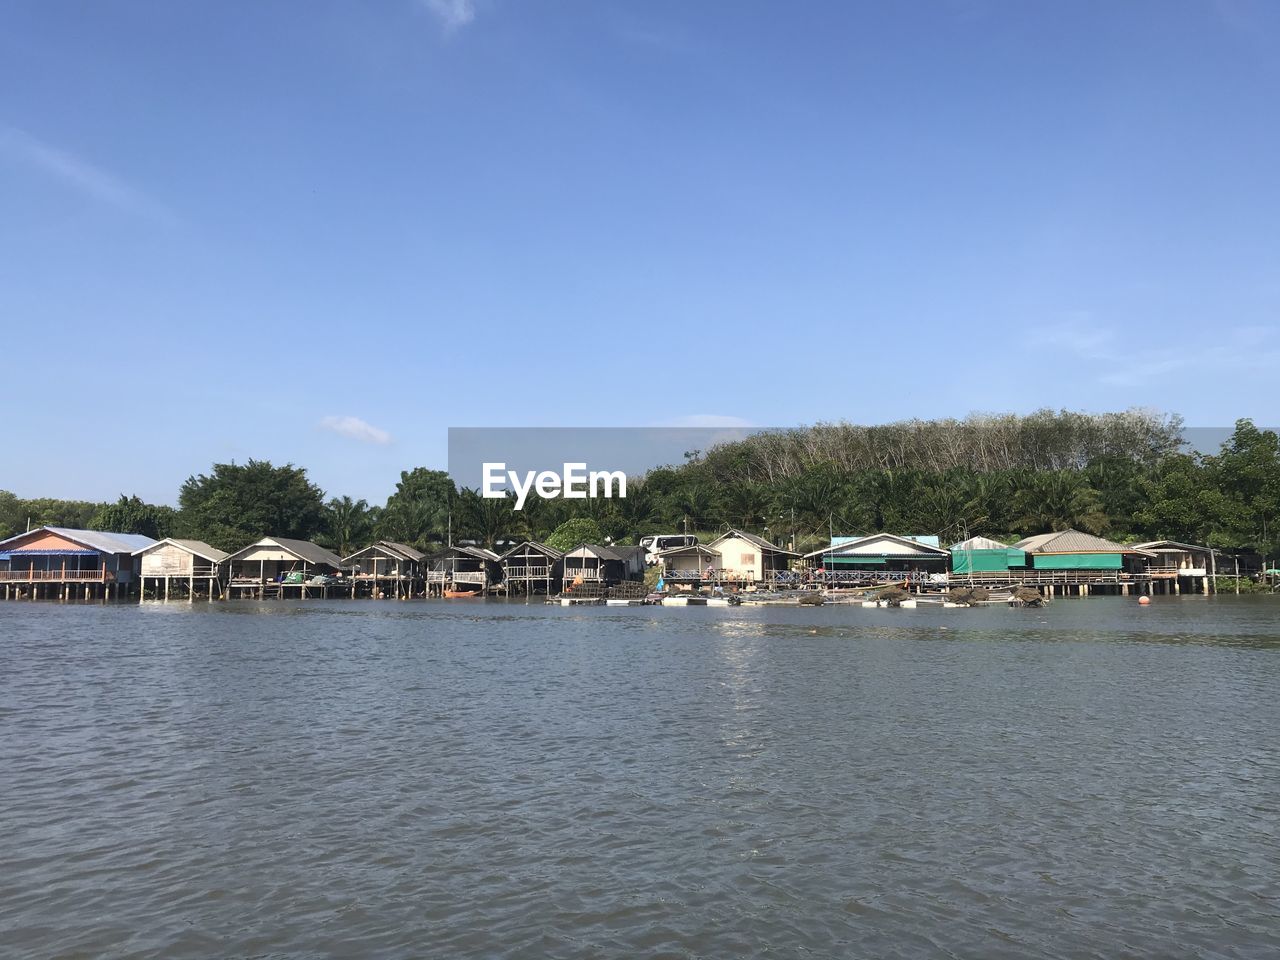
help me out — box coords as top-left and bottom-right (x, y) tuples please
(1136, 454), (1228, 544)
(177, 459), (326, 552)
(1082, 456), (1147, 534)
(1210, 419), (1280, 552)
(89, 495), (177, 539)
(323, 495), (378, 556)
(456, 487), (513, 549)
(19, 497), (101, 530)
(0, 490), (24, 539)
(1012, 470), (1107, 534)
(378, 468), (456, 547)
(545, 517), (604, 552)
(665, 482), (723, 534)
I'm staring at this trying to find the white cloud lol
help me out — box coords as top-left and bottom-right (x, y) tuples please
(319, 415), (393, 445)
(0, 124), (173, 222)
(420, 0), (476, 29)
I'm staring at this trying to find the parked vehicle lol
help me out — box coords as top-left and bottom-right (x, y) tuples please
(639, 534), (699, 565)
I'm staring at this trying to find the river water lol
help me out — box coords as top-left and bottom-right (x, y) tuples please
(2, 596), (1278, 958)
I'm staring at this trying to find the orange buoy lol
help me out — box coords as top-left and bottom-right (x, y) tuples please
(1138, 596), (1151, 605)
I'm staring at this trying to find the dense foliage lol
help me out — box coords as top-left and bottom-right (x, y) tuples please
(544, 518), (604, 553)
(2, 412), (1276, 561)
(176, 460), (327, 552)
(89, 495), (178, 540)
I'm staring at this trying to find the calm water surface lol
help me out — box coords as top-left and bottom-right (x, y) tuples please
(2, 596), (1279, 958)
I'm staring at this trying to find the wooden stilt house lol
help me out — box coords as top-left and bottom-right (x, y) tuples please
(224, 536), (345, 599)
(0, 526), (155, 600)
(425, 545), (503, 596)
(499, 541), (564, 596)
(704, 529), (799, 585)
(342, 541), (426, 599)
(135, 538), (229, 601)
(561, 544), (647, 592)
(805, 533), (950, 588)
(656, 543), (722, 587)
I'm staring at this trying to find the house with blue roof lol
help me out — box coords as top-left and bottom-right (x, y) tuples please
(803, 533), (950, 586)
(0, 526), (156, 600)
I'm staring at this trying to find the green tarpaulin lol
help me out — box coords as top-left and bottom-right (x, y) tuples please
(951, 548), (1025, 573)
(1032, 553), (1123, 570)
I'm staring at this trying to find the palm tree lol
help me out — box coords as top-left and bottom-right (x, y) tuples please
(722, 481), (771, 530)
(324, 495), (375, 556)
(1013, 471), (1107, 534)
(377, 495), (441, 549)
(667, 483), (723, 535)
(455, 487), (514, 550)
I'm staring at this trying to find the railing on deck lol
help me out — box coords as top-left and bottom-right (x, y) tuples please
(426, 570), (488, 584)
(504, 565), (552, 579)
(946, 570), (1149, 585)
(0, 569), (110, 582)
(562, 567), (604, 581)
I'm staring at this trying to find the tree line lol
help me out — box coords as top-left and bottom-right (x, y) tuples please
(2, 411), (1276, 558)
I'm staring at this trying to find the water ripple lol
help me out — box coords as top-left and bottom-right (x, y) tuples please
(1, 597), (1279, 958)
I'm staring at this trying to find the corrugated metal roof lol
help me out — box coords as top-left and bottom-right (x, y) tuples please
(382, 540), (427, 561)
(499, 541), (565, 562)
(270, 537), (345, 567)
(950, 536), (1014, 552)
(44, 527), (157, 554)
(804, 533), (949, 560)
(564, 544), (627, 561)
(447, 545), (502, 562)
(832, 534), (941, 548)
(655, 544), (721, 558)
(709, 528), (799, 557)
(1012, 529), (1142, 554)
(134, 538), (229, 562)
(226, 536), (344, 567)
(342, 541), (427, 564)
(1129, 540), (1213, 554)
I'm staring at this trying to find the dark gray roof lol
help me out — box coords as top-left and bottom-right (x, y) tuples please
(342, 540), (426, 564)
(382, 540), (426, 561)
(499, 541), (565, 561)
(656, 544), (721, 558)
(227, 536), (344, 567)
(448, 545), (502, 562)
(564, 544), (625, 561)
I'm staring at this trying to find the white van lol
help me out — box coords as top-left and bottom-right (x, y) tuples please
(639, 534), (699, 565)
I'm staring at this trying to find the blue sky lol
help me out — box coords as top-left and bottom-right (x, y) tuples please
(1, 1), (1277, 504)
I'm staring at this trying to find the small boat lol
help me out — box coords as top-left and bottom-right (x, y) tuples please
(443, 589), (481, 598)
